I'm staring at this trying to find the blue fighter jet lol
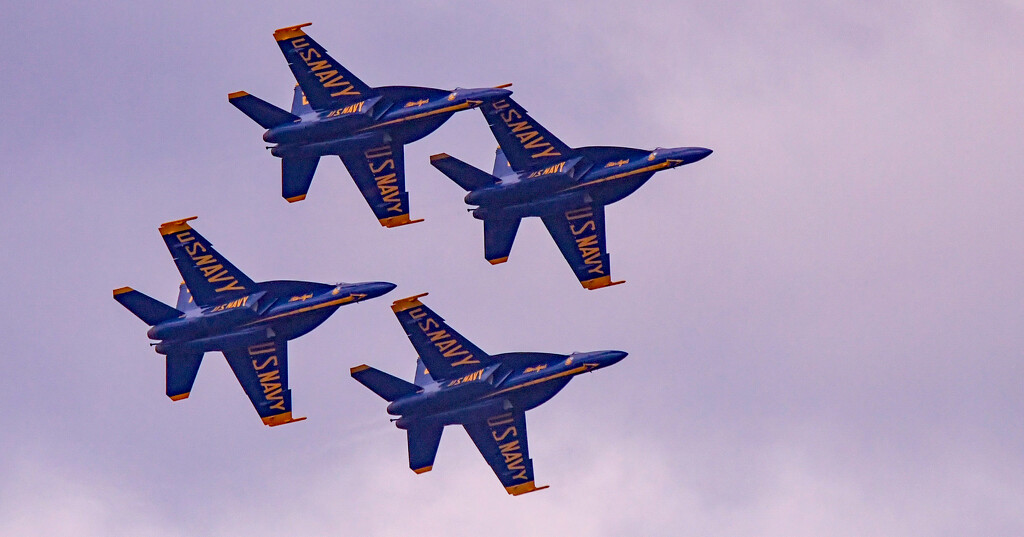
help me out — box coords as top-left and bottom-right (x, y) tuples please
(351, 293), (627, 495)
(430, 96), (712, 289)
(114, 217), (396, 426)
(229, 23), (512, 227)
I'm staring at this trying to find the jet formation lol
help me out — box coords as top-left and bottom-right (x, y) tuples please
(351, 293), (627, 495)
(113, 217), (395, 426)
(114, 22), (713, 495)
(432, 96), (712, 289)
(230, 23), (511, 227)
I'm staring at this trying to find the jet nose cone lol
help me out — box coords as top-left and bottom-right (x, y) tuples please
(357, 281), (397, 300)
(683, 147), (713, 163)
(577, 350), (628, 368)
(599, 350), (628, 366)
(464, 87), (513, 104)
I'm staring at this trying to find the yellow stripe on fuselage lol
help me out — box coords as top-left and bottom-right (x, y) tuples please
(564, 162), (671, 192)
(244, 295), (357, 325)
(359, 102), (474, 131)
(487, 365), (590, 397)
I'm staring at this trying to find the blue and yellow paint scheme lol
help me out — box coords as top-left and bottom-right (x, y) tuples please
(114, 217), (396, 426)
(350, 293), (627, 495)
(430, 96), (712, 289)
(229, 23), (512, 227)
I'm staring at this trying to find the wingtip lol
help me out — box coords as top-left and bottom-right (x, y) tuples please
(112, 286), (133, 297)
(263, 412), (307, 427)
(274, 23), (312, 41)
(487, 257), (509, 265)
(429, 153), (451, 162)
(412, 465), (433, 474)
(391, 293), (429, 312)
(505, 482), (549, 496)
(228, 91), (249, 100)
(350, 364), (370, 375)
(379, 215), (424, 228)
(159, 216), (198, 236)
(168, 392), (190, 401)
(581, 276), (625, 290)
(285, 194), (307, 203)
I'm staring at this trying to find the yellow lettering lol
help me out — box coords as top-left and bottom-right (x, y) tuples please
(417, 317), (439, 331)
(570, 220), (596, 236)
(307, 60), (331, 72)
(493, 426), (517, 442)
(370, 158), (395, 174)
(252, 356), (278, 370)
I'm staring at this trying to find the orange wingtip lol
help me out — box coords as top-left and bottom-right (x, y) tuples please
(391, 293), (429, 312)
(379, 214), (424, 228)
(169, 392), (190, 401)
(487, 257), (509, 265)
(505, 481), (549, 496)
(112, 286), (133, 296)
(493, 83), (513, 89)
(227, 91), (249, 100)
(581, 276), (625, 290)
(412, 466), (433, 474)
(159, 216), (198, 235)
(285, 194), (307, 203)
(274, 23), (312, 41)
(350, 364), (370, 375)
(263, 412), (307, 427)
(429, 153), (450, 162)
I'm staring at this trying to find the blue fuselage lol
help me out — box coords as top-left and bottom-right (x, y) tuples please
(266, 87), (512, 159)
(387, 350), (627, 429)
(149, 281), (395, 355)
(468, 147), (712, 220)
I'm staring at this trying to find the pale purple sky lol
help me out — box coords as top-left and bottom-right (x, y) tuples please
(2, 1), (1022, 535)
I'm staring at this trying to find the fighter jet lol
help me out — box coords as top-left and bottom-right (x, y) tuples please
(430, 96), (712, 289)
(113, 217), (396, 426)
(351, 293), (627, 495)
(229, 23), (512, 227)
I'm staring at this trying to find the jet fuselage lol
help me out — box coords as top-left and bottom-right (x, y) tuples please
(468, 147), (713, 220)
(386, 350), (627, 429)
(149, 280), (395, 354)
(266, 87), (512, 159)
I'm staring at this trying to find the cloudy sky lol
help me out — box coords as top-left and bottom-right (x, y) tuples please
(2, 1), (1022, 535)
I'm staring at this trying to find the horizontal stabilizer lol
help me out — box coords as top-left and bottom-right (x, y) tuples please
(113, 287), (183, 326)
(408, 424), (443, 474)
(166, 351), (203, 401)
(351, 365), (420, 401)
(429, 153), (499, 192)
(484, 218), (521, 264)
(228, 91), (299, 129)
(282, 157), (319, 202)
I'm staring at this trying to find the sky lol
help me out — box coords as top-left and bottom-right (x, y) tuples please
(2, 1), (1023, 535)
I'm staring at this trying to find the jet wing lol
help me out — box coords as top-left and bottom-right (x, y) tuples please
(159, 218), (259, 308)
(339, 143), (423, 228)
(391, 294), (491, 381)
(463, 407), (548, 496)
(274, 24), (373, 110)
(222, 338), (306, 427)
(540, 204), (624, 290)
